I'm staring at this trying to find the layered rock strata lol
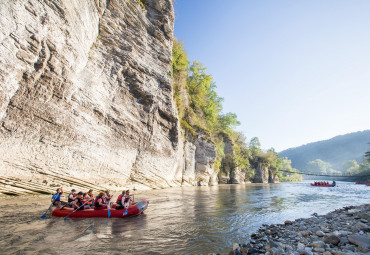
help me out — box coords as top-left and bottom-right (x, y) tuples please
(0, 0), (218, 193)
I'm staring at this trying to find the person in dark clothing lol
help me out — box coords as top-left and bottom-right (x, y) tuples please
(67, 189), (76, 207)
(73, 192), (86, 210)
(94, 192), (107, 210)
(115, 190), (126, 210)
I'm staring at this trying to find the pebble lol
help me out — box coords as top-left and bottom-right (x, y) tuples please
(348, 234), (370, 250)
(316, 230), (325, 237)
(226, 204), (370, 254)
(312, 241), (326, 248)
(323, 234), (340, 245)
(313, 247), (325, 252)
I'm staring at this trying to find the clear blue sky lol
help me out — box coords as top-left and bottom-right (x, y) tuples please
(174, 0), (370, 152)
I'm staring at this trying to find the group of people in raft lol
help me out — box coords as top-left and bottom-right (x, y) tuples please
(51, 188), (133, 210)
(313, 181), (335, 186)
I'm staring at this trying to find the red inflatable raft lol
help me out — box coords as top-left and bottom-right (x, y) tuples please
(52, 200), (149, 218)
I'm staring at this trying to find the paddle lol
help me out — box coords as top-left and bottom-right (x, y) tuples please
(107, 196), (113, 218)
(40, 203), (54, 219)
(64, 202), (88, 220)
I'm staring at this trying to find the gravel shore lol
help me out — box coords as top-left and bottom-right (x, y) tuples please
(227, 204), (370, 255)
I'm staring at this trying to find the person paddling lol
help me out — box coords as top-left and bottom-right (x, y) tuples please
(82, 193), (92, 209)
(94, 192), (107, 210)
(67, 189), (77, 207)
(73, 192), (86, 210)
(123, 190), (132, 208)
(104, 190), (113, 207)
(87, 189), (94, 207)
(115, 190), (126, 210)
(51, 188), (66, 208)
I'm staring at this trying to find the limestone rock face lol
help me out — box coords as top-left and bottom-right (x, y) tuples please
(0, 0), (218, 192)
(253, 163), (279, 183)
(268, 169), (280, 183)
(254, 163), (269, 183)
(194, 138), (218, 186)
(230, 168), (246, 184)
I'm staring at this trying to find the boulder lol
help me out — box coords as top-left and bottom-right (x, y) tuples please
(323, 234), (340, 245)
(348, 234), (370, 251)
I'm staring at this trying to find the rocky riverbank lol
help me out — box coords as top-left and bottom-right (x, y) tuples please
(228, 204), (370, 255)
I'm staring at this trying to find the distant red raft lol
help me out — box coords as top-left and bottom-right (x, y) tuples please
(356, 181), (370, 185)
(52, 200), (149, 218)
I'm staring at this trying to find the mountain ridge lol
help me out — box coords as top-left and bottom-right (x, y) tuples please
(278, 130), (370, 171)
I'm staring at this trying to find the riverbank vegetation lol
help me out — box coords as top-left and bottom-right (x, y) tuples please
(172, 40), (301, 182)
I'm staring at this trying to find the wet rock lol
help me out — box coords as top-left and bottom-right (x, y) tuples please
(348, 234), (370, 250)
(360, 218), (368, 223)
(331, 251), (344, 255)
(316, 230), (325, 237)
(232, 243), (240, 251)
(313, 247), (325, 252)
(270, 247), (284, 255)
(323, 234), (340, 245)
(312, 241), (326, 248)
(297, 243), (305, 250)
(240, 248), (248, 254)
(285, 220), (293, 225)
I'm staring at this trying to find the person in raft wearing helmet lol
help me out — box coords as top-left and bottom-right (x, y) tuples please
(115, 190), (126, 210)
(67, 189), (77, 207)
(73, 192), (86, 210)
(51, 188), (67, 208)
(94, 192), (107, 210)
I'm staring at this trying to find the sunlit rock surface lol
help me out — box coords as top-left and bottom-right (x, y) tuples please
(0, 0), (218, 193)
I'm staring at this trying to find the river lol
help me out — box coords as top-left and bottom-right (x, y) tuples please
(0, 181), (369, 254)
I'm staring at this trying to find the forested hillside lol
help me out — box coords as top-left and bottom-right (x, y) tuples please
(279, 130), (370, 172)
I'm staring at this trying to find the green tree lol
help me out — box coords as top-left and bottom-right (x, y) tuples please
(187, 61), (223, 131)
(219, 113), (240, 133)
(306, 159), (332, 174)
(249, 137), (261, 158)
(342, 160), (360, 175)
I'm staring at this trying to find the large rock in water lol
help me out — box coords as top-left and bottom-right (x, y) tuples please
(0, 0), (217, 192)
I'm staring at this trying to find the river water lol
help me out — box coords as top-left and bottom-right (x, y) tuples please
(0, 182), (369, 254)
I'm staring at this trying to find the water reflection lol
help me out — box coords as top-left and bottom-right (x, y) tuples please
(0, 182), (369, 254)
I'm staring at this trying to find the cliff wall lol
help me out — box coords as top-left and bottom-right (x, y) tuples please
(0, 0), (218, 194)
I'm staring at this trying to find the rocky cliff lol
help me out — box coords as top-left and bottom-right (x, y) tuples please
(0, 0), (219, 194)
(253, 162), (279, 184)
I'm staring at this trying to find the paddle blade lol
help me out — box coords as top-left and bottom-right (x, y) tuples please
(107, 209), (111, 218)
(40, 214), (47, 219)
(123, 209), (128, 216)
